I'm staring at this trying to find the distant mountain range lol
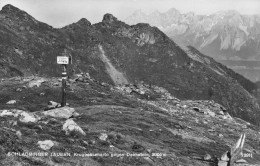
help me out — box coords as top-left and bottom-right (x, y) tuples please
(125, 9), (260, 61)
(0, 4), (259, 125)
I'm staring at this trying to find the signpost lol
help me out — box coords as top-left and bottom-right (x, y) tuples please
(57, 51), (72, 107)
(57, 56), (69, 65)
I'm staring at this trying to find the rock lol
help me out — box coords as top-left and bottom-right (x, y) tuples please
(99, 133), (108, 141)
(224, 113), (232, 120)
(16, 88), (22, 92)
(220, 106), (227, 112)
(207, 110), (216, 117)
(53, 82), (59, 86)
(182, 105), (188, 109)
(28, 78), (45, 88)
(102, 13), (118, 24)
(207, 128), (215, 132)
(144, 157), (154, 164)
(19, 112), (39, 123)
(43, 106), (77, 119)
(203, 153), (212, 161)
(6, 100), (16, 104)
(218, 134), (224, 138)
(221, 113), (233, 120)
(37, 140), (54, 150)
(0, 110), (16, 117)
(0, 109), (38, 123)
(40, 93), (45, 96)
(101, 82), (109, 86)
(62, 119), (86, 136)
(220, 151), (230, 161)
(193, 107), (204, 113)
(47, 101), (60, 108)
(235, 159), (247, 163)
(76, 18), (91, 26)
(11, 120), (17, 126)
(71, 111), (80, 118)
(218, 160), (228, 166)
(16, 130), (22, 139)
(132, 142), (145, 152)
(218, 110), (224, 115)
(76, 77), (84, 82)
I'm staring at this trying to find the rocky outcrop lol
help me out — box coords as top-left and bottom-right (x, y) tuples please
(102, 13), (118, 25)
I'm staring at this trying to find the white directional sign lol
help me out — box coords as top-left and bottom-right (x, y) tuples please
(57, 56), (69, 64)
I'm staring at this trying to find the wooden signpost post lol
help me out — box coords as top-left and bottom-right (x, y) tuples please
(57, 53), (72, 107)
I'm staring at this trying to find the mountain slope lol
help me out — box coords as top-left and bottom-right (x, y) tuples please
(0, 4), (259, 126)
(0, 76), (260, 166)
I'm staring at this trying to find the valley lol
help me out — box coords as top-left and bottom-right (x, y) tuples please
(219, 60), (260, 82)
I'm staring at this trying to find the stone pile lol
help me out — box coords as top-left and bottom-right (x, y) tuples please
(182, 100), (232, 120)
(115, 83), (179, 102)
(74, 73), (93, 83)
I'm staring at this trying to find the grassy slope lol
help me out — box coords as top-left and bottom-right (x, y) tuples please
(0, 76), (260, 166)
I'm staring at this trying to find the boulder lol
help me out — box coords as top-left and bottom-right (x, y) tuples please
(62, 119), (86, 136)
(218, 110), (225, 115)
(203, 153), (212, 161)
(220, 151), (230, 161)
(221, 113), (233, 120)
(6, 100), (16, 104)
(235, 159), (247, 163)
(16, 88), (22, 92)
(207, 110), (216, 117)
(99, 133), (108, 141)
(40, 93), (45, 96)
(19, 112), (38, 123)
(0, 109), (39, 123)
(37, 140), (54, 150)
(217, 160), (228, 166)
(28, 78), (46, 87)
(47, 101), (60, 109)
(16, 130), (22, 139)
(0, 110), (17, 117)
(42, 106), (77, 119)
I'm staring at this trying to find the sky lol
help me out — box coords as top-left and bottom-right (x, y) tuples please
(0, 0), (260, 28)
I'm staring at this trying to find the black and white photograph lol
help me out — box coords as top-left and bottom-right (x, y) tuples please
(0, 0), (260, 165)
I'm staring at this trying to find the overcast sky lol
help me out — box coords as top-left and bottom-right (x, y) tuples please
(1, 0), (260, 28)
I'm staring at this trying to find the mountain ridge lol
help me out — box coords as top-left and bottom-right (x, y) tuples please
(125, 8), (260, 61)
(0, 4), (259, 126)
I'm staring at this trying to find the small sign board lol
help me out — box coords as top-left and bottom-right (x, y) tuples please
(57, 56), (69, 64)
